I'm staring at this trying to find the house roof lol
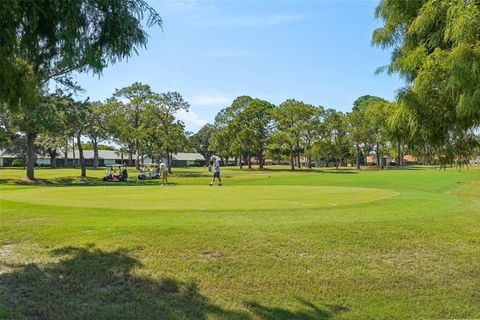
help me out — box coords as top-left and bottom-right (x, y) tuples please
(172, 153), (205, 161)
(57, 150), (124, 160)
(0, 149), (207, 161)
(403, 155), (417, 162)
(0, 150), (17, 158)
(366, 155), (394, 163)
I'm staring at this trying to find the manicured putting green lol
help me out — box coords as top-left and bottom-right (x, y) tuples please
(0, 185), (398, 211)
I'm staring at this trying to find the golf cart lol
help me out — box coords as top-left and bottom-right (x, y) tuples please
(138, 163), (160, 180)
(103, 164), (128, 182)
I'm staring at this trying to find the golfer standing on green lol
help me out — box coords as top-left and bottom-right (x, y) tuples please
(209, 157), (222, 186)
(159, 159), (168, 186)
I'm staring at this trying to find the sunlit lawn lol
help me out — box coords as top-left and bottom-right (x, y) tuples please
(0, 165), (479, 319)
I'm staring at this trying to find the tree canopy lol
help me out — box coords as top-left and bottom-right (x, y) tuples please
(0, 0), (162, 111)
(372, 0), (480, 165)
(0, 0), (162, 179)
(373, 0), (480, 135)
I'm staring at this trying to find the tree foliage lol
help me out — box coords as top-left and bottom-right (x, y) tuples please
(192, 124), (216, 162)
(0, 0), (162, 179)
(373, 0), (480, 161)
(272, 99), (321, 170)
(0, 0), (162, 111)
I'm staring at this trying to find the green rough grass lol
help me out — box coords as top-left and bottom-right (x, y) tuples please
(0, 166), (479, 319)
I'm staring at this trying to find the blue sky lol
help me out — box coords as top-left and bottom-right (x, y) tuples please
(74, 0), (403, 132)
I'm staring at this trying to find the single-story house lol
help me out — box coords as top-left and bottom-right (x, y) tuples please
(0, 150), (53, 167)
(401, 155), (418, 165)
(367, 154), (419, 166)
(470, 154), (480, 165)
(0, 149), (128, 167)
(0, 149), (207, 167)
(366, 155), (395, 167)
(0, 150), (26, 167)
(0, 150), (14, 166)
(55, 150), (125, 167)
(170, 153), (206, 167)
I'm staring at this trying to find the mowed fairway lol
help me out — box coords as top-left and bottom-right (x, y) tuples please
(0, 166), (479, 319)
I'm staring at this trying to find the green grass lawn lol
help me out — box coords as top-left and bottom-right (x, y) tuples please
(0, 165), (479, 319)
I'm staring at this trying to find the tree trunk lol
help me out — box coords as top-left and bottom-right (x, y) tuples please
(72, 137), (76, 167)
(376, 144), (380, 168)
(356, 144), (361, 169)
(258, 151), (264, 169)
(26, 132), (36, 180)
(423, 145), (428, 165)
(128, 152), (133, 166)
(167, 150), (172, 173)
(397, 141), (401, 167)
(239, 154), (243, 169)
(50, 150), (57, 168)
(92, 138), (99, 169)
(248, 154), (252, 169)
(77, 134), (86, 177)
(64, 141), (68, 167)
(296, 140), (301, 169)
(135, 140), (140, 170)
(290, 148), (295, 171)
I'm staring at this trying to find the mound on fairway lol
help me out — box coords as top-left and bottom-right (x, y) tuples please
(0, 185), (397, 211)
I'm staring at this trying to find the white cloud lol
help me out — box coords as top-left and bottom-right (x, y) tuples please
(175, 109), (208, 132)
(154, 1), (310, 29)
(189, 92), (232, 107)
(206, 49), (268, 58)
(196, 13), (309, 28)
(155, 0), (219, 18)
(155, 0), (198, 14)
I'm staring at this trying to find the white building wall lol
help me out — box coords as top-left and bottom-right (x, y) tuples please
(36, 158), (51, 166)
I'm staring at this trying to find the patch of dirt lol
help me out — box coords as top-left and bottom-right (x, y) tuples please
(16, 218), (45, 225)
(0, 244), (14, 259)
(201, 250), (223, 259)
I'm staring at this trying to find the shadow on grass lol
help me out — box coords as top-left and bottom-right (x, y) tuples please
(0, 245), (347, 319)
(260, 168), (359, 174)
(0, 178), (181, 188)
(173, 171), (210, 178)
(245, 298), (348, 320)
(0, 245), (248, 319)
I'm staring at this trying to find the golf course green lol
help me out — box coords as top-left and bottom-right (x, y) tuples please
(1, 166), (479, 319)
(0, 185), (398, 211)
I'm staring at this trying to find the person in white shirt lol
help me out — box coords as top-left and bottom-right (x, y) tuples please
(159, 160), (168, 186)
(209, 157), (222, 186)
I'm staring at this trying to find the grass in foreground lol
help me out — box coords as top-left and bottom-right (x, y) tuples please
(0, 166), (479, 319)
